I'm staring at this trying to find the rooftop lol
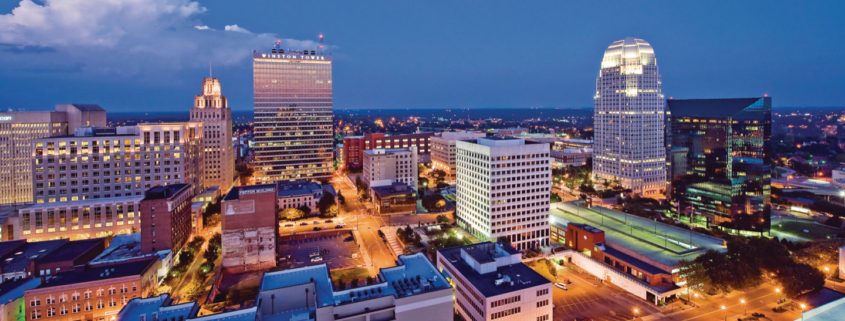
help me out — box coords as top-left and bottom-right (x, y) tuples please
(371, 182), (415, 198)
(669, 97), (770, 119)
(0, 239), (67, 274)
(0, 278), (40, 305)
(363, 147), (415, 156)
(438, 243), (548, 297)
(35, 257), (157, 289)
(276, 180), (323, 198)
(119, 294), (199, 321)
(144, 184), (191, 200)
(223, 183), (276, 201)
(35, 238), (105, 264)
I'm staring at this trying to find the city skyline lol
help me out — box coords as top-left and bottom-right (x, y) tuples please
(1, 1), (844, 111)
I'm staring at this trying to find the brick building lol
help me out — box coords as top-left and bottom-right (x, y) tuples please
(221, 184), (278, 273)
(140, 184), (193, 254)
(342, 132), (433, 170)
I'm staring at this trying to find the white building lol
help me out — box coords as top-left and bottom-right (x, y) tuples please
(0, 104), (106, 205)
(190, 77), (235, 193)
(437, 242), (552, 321)
(252, 48), (333, 183)
(8, 196), (142, 242)
(32, 123), (204, 204)
(456, 138), (551, 250)
(363, 147), (418, 188)
(431, 131), (486, 183)
(593, 37), (667, 196)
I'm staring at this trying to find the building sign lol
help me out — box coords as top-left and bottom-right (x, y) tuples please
(0, 115), (13, 121)
(239, 187), (274, 197)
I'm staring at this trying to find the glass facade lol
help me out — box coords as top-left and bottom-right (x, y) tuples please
(252, 49), (333, 183)
(668, 97), (772, 232)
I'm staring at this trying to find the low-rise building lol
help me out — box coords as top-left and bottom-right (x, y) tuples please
(550, 148), (591, 168)
(0, 239), (66, 283)
(363, 147), (418, 189)
(140, 184), (194, 254)
(23, 258), (159, 321)
(342, 132), (433, 171)
(276, 180), (333, 213)
(31, 238), (106, 277)
(0, 278), (40, 321)
(91, 234), (172, 282)
(437, 242), (552, 321)
(221, 184), (278, 273)
(120, 253), (452, 321)
(371, 182), (417, 215)
(430, 131), (487, 183)
(6, 196), (142, 242)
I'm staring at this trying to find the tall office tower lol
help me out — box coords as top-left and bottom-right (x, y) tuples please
(431, 131), (486, 183)
(140, 184), (194, 253)
(668, 97), (772, 232)
(252, 47), (333, 183)
(456, 138), (551, 250)
(0, 104), (106, 205)
(593, 37), (667, 196)
(32, 122), (203, 204)
(191, 77), (235, 192)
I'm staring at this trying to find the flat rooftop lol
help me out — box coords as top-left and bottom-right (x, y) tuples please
(223, 184), (275, 201)
(438, 243), (548, 297)
(0, 239), (67, 274)
(552, 202), (726, 269)
(144, 184), (191, 200)
(276, 180), (323, 198)
(36, 238), (105, 264)
(120, 294), (198, 321)
(36, 257), (157, 289)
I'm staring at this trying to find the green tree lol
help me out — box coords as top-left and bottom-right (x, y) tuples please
(318, 193), (337, 217)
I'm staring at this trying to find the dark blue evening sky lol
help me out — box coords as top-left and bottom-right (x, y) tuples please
(1, 0), (843, 111)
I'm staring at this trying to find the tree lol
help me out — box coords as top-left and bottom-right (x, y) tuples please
(298, 205), (312, 217)
(318, 193), (337, 217)
(777, 263), (825, 297)
(677, 259), (710, 294)
(436, 214), (450, 224)
(281, 207), (305, 220)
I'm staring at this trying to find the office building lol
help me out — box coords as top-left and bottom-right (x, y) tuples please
(668, 97), (772, 232)
(191, 77), (235, 193)
(363, 147), (419, 189)
(23, 257), (159, 321)
(437, 242), (552, 321)
(431, 131), (486, 183)
(342, 132), (434, 170)
(120, 253), (452, 321)
(276, 180), (333, 213)
(593, 37), (667, 196)
(0, 104), (106, 206)
(371, 182), (417, 215)
(221, 184), (278, 273)
(140, 184), (193, 254)
(456, 138), (551, 250)
(32, 122), (203, 204)
(7, 196), (141, 242)
(252, 47), (333, 183)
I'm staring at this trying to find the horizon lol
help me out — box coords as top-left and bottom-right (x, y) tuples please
(2, 1), (844, 112)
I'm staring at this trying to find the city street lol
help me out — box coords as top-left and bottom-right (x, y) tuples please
(331, 173), (397, 275)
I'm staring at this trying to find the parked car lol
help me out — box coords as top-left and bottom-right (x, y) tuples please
(299, 222), (308, 226)
(554, 282), (568, 290)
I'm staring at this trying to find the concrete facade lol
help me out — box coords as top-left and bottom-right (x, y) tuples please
(190, 77), (235, 193)
(363, 147), (419, 189)
(7, 196), (141, 242)
(431, 131), (487, 183)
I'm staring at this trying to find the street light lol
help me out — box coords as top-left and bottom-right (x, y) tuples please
(800, 303), (807, 321)
(720, 305), (727, 321)
(740, 298), (747, 316)
(632, 307), (639, 320)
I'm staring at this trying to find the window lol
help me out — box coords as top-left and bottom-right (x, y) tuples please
(536, 288), (549, 296)
(537, 299), (549, 308)
(537, 315), (549, 321)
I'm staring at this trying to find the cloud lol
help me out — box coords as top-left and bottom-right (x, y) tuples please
(0, 0), (321, 78)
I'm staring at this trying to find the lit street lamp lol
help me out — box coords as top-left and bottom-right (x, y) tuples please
(800, 303), (807, 321)
(632, 307), (639, 320)
(740, 298), (747, 316)
(720, 305), (727, 321)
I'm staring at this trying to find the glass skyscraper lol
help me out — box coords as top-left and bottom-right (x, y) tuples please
(668, 97), (772, 232)
(593, 38), (667, 196)
(252, 47), (333, 183)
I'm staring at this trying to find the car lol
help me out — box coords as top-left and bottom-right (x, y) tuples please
(554, 282), (568, 290)
(325, 219), (333, 223)
(299, 222), (308, 226)
(312, 221), (320, 225)
(313, 227), (322, 231)
(336, 224), (346, 229)
(284, 223), (294, 227)
(310, 256), (323, 263)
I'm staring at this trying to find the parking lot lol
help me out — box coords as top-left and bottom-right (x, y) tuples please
(534, 262), (661, 321)
(278, 230), (363, 270)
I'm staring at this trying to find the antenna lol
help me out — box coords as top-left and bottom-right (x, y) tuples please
(208, 62), (213, 78)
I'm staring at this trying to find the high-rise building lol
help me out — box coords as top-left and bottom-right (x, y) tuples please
(456, 138), (551, 250)
(668, 97), (772, 232)
(362, 147), (419, 188)
(140, 184), (193, 253)
(252, 47), (333, 183)
(32, 123), (203, 204)
(430, 131), (486, 183)
(0, 104), (106, 205)
(593, 37), (667, 196)
(191, 77), (235, 192)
